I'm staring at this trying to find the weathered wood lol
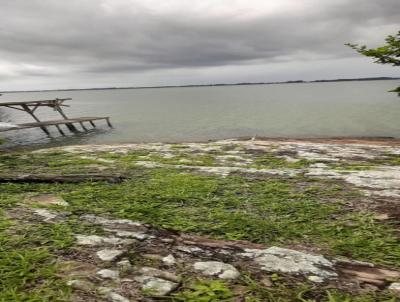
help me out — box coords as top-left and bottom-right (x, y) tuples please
(0, 173), (126, 183)
(106, 117), (113, 127)
(79, 121), (88, 131)
(0, 117), (111, 132)
(0, 98), (112, 135)
(55, 125), (66, 136)
(21, 103), (50, 135)
(53, 99), (78, 132)
(0, 98), (71, 107)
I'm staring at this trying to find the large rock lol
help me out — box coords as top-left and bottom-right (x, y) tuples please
(193, 261), (240, 280)
(241, 247), (337, 279)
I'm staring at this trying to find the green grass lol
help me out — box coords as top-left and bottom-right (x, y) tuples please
(251, 152), (314, 169)
(2, 147), (400, 300)
(0, 210), (71, 301)
(1, 167), (399, 267)
(170, 277), (397, 302)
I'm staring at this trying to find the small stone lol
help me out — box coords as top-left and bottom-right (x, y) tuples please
(82, 214), (142, 227)
(33, 209), (58, 222)
(193, 261), (240, 280)
(115, 230), (150, 240)
(97, 249), (124, 261)
(388, 282), (400, 294)
(107, 292), (130, 302)
(98, 287), (113, 295)
(307, 275), (324, 283)
(26, 194), (69, 206)
(75, 234), (134, 246)
(103, 237), (136, 245)
(161, 238), (174, 243)
(176, 245), (204, 254)
(135, 276), (178, 296)
(75, 235), (104, 246)
(117, 260), (132, 271)
(260, 278), (272, 287)
(138, 267), (180, 283)
(66, 279), (94, 291)
(374, 213), (390, 221)
(97, 269), (119, 280)
(162, 254), (176, 266)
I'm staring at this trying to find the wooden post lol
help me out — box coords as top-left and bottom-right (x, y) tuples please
(21, 104), (50, 135)
(55, 125), (66, 136)
(89, 120), (96, 128)
(79, 122), (88, 131)
(53, 99), (78, 132)
(106, 117), (113, 128)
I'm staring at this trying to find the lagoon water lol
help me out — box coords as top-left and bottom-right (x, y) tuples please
(1, 80), (399, 148)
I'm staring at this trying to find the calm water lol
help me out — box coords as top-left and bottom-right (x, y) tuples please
(1, 80), (400, 148)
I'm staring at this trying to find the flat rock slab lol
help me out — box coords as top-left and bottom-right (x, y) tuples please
(241, 246), (337, 279)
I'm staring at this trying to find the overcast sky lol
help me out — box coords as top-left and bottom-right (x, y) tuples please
(0, 0), (399, 91)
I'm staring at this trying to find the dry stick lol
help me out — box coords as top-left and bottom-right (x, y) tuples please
(0, 173), (126, 184)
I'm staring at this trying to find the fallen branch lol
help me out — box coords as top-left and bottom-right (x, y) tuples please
(0, 173), (126, 184)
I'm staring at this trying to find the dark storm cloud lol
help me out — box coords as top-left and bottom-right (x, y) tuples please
(0, 0), (399, 89)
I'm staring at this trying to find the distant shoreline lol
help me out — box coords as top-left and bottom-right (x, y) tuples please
(1, 76), (399, 94)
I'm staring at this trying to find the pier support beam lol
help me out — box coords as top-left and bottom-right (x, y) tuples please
(21, 104), (50, 135)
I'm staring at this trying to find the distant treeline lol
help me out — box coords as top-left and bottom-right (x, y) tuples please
(1, 77), (399, 93)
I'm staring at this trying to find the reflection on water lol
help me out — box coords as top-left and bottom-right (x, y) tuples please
(1, 80), (400, 149)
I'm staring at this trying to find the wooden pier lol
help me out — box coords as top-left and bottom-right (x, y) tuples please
(0, 98), (112, 136)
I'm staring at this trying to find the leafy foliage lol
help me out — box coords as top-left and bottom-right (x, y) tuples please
(172, 280), (234, 302)
(346, 30), (400, 95)
(346, 31), (400, 66)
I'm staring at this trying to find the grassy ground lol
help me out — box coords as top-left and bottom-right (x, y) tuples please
(1, 144), (400, 301)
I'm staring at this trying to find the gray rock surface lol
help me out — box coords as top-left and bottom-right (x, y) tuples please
(193, 261), (240, 280)
(33, 209), (58, 222)
(97, 269), (120, 280)
(134, 276), (178, 296)
(162, 254), (176, 266)
(96, 249), (123, 261)
(75, 234), (134, 246)
(241, 246), (337, 279)
(388, 282), (400, 294)
(107, 292), (130, 302)
(66, 279), (94, 291)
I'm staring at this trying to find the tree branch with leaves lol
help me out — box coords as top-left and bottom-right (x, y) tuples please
(346, 30), (400, 95)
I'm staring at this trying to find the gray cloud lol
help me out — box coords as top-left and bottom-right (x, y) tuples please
(0, 0), (399, 90)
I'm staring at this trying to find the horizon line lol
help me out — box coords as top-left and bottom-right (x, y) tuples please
(1, 76), (399, 94)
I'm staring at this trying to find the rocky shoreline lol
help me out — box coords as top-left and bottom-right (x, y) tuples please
(1, 138), (400, 301)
